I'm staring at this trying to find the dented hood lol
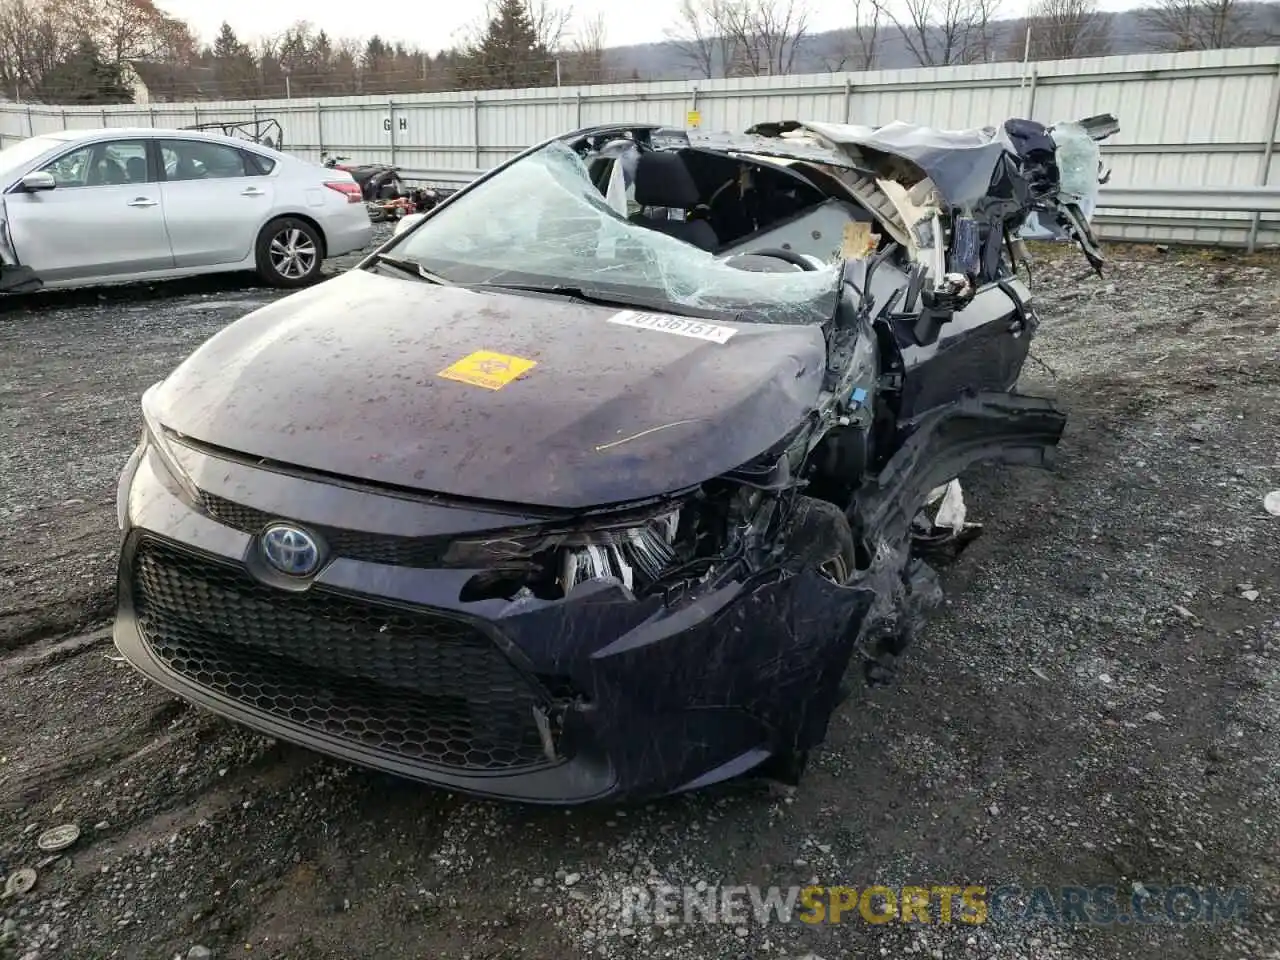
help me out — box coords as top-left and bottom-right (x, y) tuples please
(153, 269), (827, 510)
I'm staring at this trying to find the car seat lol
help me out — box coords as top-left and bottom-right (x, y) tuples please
(90, 156), (127, 186)
(629, 151), (719, 251)
(125, 156), (146, 183)
(174, 154), (201, 180)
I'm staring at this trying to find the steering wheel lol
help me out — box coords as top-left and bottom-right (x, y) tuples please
(737, 247), (819, 271)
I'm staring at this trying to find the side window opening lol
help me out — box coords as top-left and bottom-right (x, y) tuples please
(40, 140), (149, 188)
(160, 141), (251, 181)
(243, 152), (276, 176)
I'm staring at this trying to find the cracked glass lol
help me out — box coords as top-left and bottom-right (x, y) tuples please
(390, 141), (842, 325)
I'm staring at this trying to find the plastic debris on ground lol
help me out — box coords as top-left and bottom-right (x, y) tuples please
(3, 868), (37, 898)
(36, 823), (80, 852)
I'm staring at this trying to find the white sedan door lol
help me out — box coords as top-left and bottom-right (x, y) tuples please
(4, 138), (174, 282)
(156, 138), (276, 267)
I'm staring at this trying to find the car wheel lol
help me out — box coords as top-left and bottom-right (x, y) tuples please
(256, 217), (324, 288)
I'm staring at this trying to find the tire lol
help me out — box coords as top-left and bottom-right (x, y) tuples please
(756, 748), (810, 786)
(255, 217), (324, 288)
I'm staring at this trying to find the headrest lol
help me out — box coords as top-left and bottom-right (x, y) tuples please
(632, 151), (701, 209)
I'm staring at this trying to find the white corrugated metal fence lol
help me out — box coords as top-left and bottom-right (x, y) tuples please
(1, 46), (1277, 246)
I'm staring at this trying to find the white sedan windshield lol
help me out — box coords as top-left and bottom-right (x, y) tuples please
(0, 136), (64, 180)
(391, 141), (841, 325)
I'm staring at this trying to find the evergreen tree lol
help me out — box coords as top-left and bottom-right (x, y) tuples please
(37, 36), (133, 104)
(212, 22), (245, 60)
(458, 0), (556, 90)
(361, 35), (392, 92)
(362, 35), (390, 68)
(210, 21), (257, 98)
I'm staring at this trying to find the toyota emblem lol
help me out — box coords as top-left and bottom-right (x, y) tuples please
(260, 523), (324, 577)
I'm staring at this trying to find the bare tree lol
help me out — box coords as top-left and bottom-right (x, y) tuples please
(155, 15), (195, 63)
(1137, 0), (1267, 51)
(663, 0), (742, 79)
(525, 0), (572, 52)
(276, 20), (312, 74)
(1013, 0), (1109, 59)
(564, 11), (607, 82)
(92, 0), (174, 63)
(0, 0), (94, 99)
(723, 0), (812, 76)
(873, 0), (1003, 66)
(821, 0), (882, 70)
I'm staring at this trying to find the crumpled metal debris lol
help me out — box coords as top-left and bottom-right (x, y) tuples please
(928, 479), (967, 532)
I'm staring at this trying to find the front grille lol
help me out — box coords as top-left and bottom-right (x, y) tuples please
(131, 537), (550, 771)
(197, 493), (272, 533)
(196, 492), (452, 567)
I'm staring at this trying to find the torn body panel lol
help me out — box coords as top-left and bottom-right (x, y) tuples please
(0, 197), (41, 293)
(855, 392), (1067, 550)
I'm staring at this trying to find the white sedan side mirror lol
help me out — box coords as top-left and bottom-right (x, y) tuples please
(20, 171), (56, 192)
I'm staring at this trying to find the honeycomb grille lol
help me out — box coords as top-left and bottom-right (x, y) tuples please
(196, 492), (272, 533)
(196, 492), (452, 567)
(131, 537), (550, 771)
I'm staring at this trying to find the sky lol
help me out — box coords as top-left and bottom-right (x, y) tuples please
(156, 0), (1140, 55)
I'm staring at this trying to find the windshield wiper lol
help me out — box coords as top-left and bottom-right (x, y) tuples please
(371, 253), (452, 285)
(480, 282), (621, 305)
(476, 281), (740, 321)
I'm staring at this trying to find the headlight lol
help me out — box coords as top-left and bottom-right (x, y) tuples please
(140, 384), (199, 503)
(443, 504), (683, 589)
(116, 432), (146, 531)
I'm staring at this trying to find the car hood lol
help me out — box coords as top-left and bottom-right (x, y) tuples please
(153, 269), (827, 510)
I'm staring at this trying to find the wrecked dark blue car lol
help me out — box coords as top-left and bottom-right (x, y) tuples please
(113, 115), (1118, 803)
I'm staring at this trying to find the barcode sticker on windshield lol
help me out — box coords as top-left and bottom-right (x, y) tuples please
(606, 310), (737, 344)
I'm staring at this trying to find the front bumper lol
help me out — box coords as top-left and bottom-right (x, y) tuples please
(113, 442), (874, 804)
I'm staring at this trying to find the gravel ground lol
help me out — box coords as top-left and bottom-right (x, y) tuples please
(1, 235), (1278, 960)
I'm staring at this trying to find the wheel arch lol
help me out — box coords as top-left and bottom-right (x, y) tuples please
(259, 212), (328, 259)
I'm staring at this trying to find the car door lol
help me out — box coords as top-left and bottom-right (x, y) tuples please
(156, 138), (276, 267)
(3, 138), (173, 282)
(895, 277), (1036, 419)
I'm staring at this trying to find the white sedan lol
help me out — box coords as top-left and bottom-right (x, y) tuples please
(0, 127), (374, 292)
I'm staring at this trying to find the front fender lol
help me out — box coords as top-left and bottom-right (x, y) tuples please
(0, 197), (42, 292)
(854, 391), (1067, 548)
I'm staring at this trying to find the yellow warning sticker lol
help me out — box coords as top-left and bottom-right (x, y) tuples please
(438, 350), (537, 390)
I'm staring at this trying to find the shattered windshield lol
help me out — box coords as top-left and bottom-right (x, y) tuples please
(388, 141), (841, 324)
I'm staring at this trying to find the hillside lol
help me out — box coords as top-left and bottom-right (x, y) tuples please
(603, 3), (1280, 79)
